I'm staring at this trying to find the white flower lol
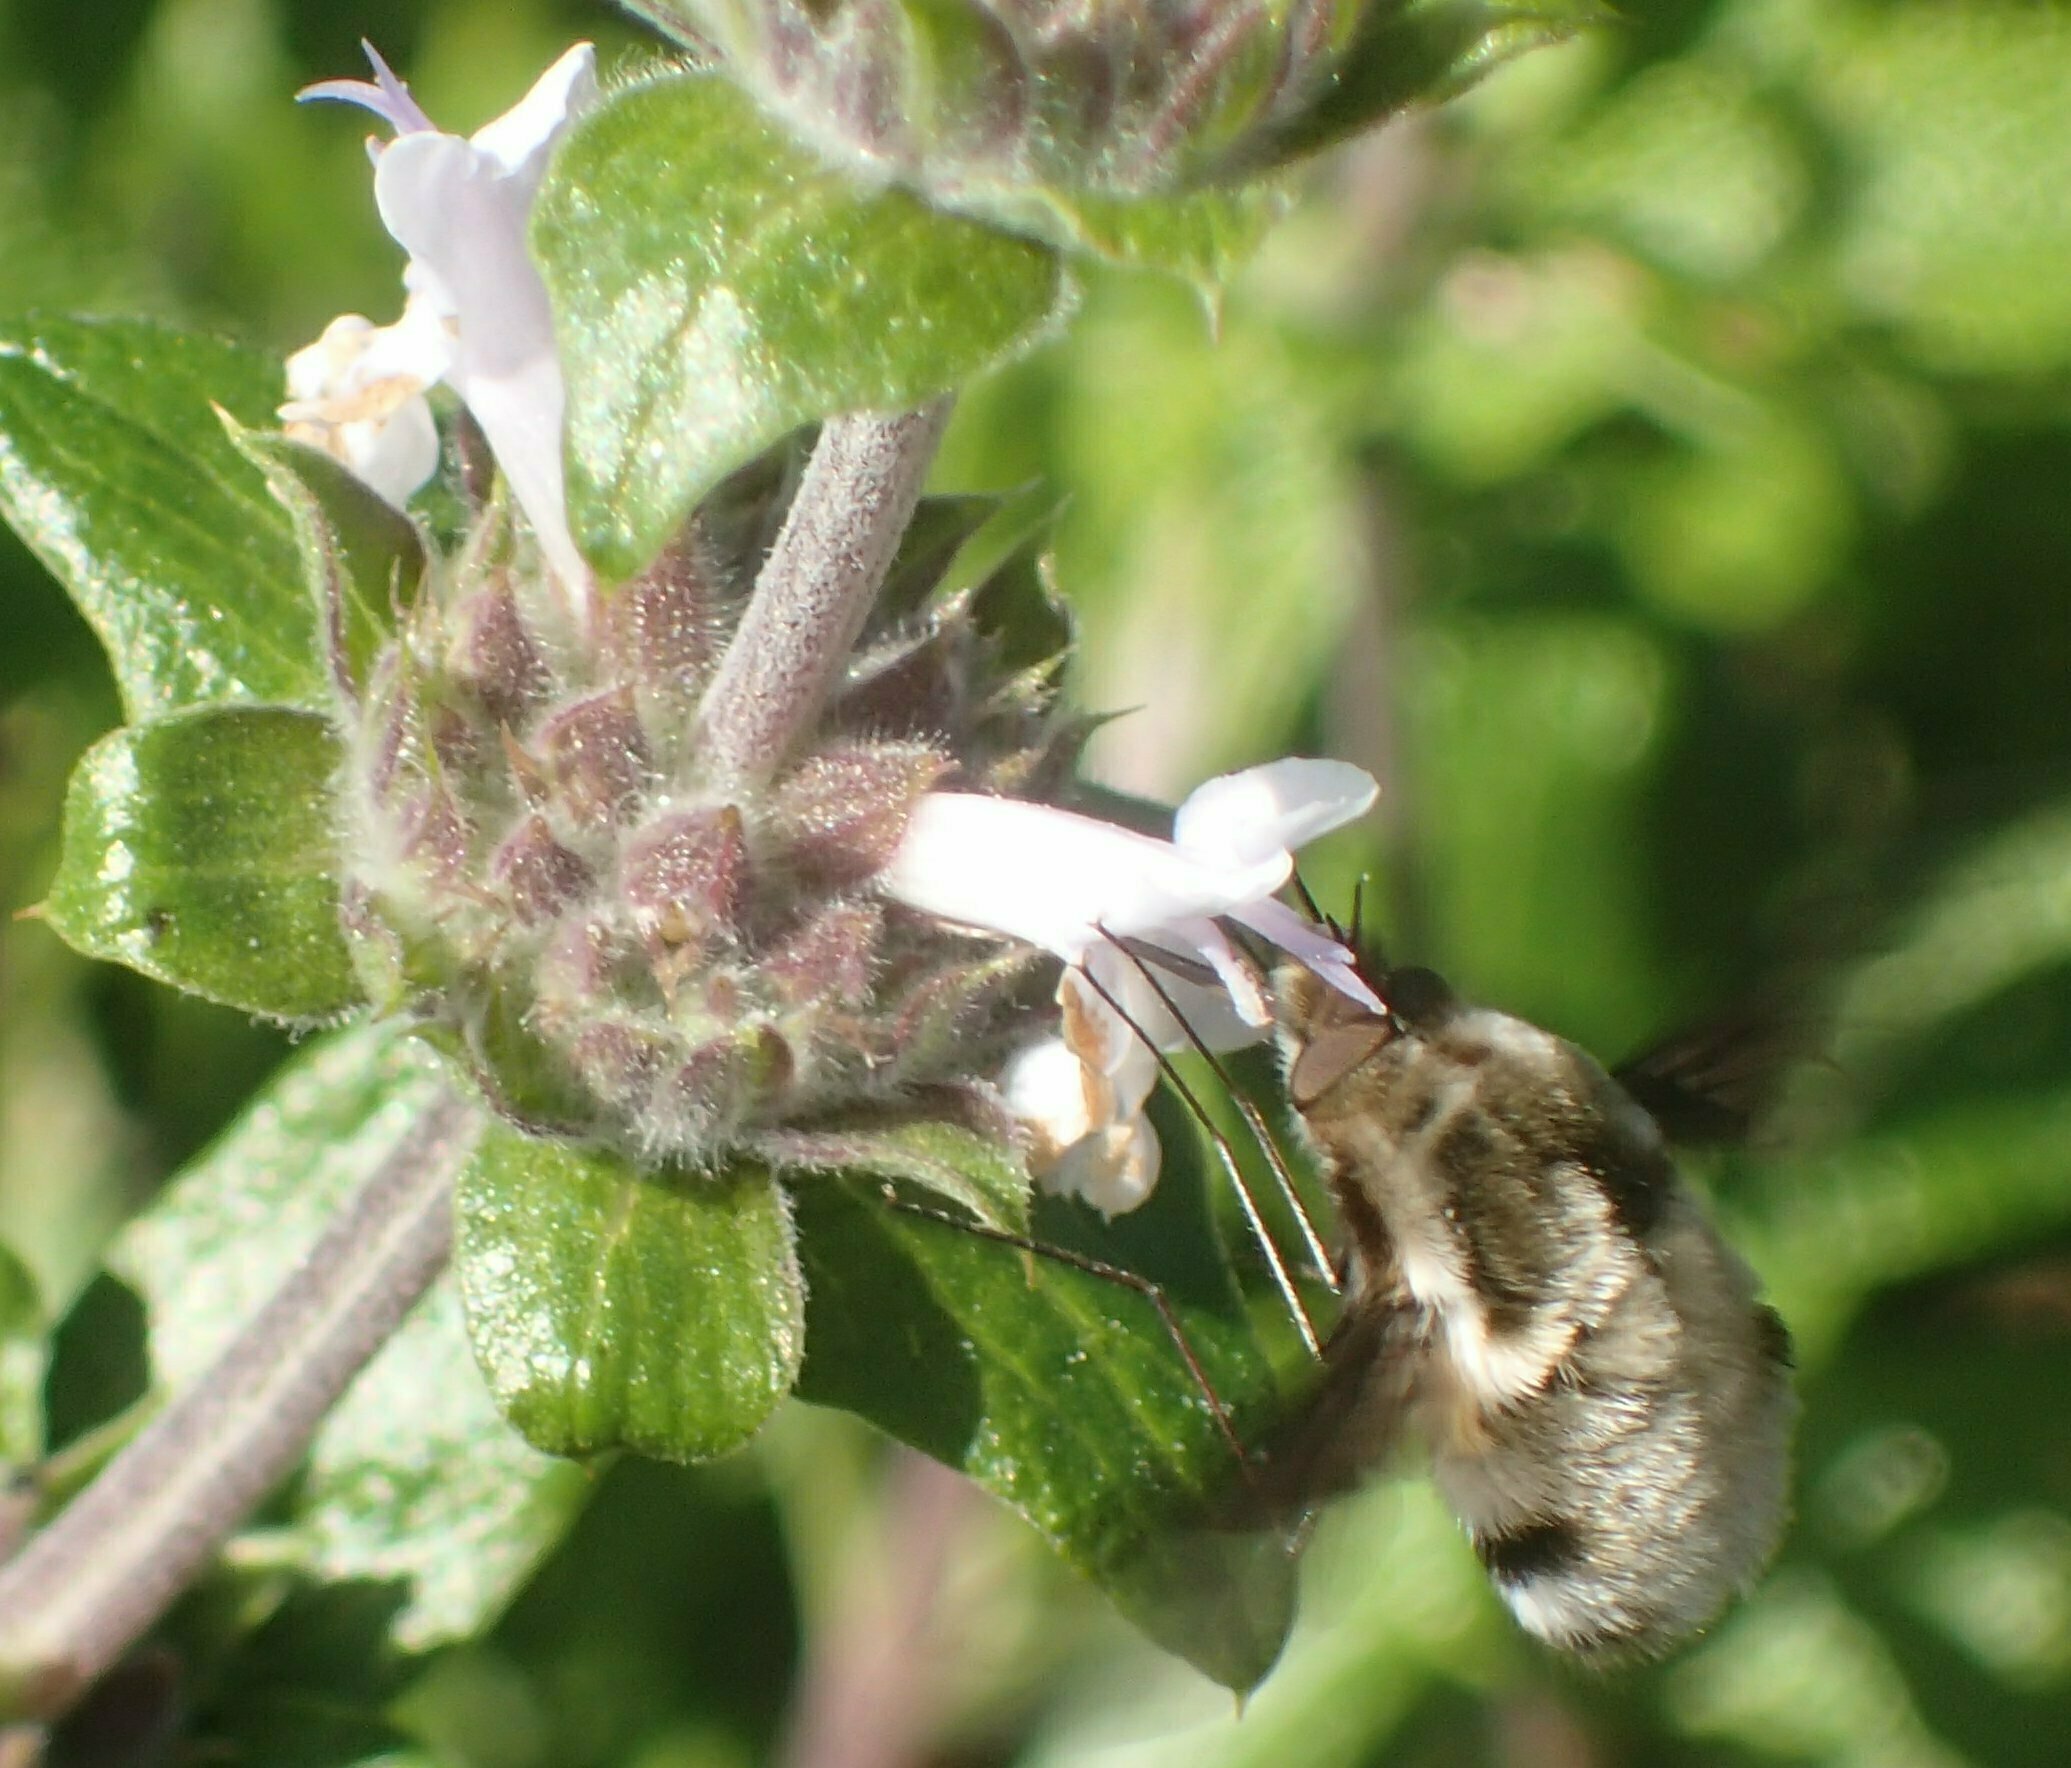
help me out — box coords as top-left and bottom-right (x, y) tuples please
(281, 42), (599, 598)
(881, 758), (1381, 1213)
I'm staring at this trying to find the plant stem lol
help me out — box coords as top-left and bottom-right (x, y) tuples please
(0, 1090), (478, 1723)
(777, 1449), (971, 1768)
(699, 401), (953, 785)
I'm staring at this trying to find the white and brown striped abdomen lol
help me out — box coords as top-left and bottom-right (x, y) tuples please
(1275, 963), (1796, 1658)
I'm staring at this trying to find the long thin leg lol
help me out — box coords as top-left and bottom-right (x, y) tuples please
(1112, 942), (1342, 1297)
(878, 1190), (1252, 1475)
(1072, 962), (1326, 1359)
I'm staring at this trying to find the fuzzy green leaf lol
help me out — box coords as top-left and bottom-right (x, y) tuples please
(112, 1024), (588, 1650)
(792, 1140), (1300, 1692)
(625, 0), (1578, 285)
(455, 1128), (805, 1462)
(231, 427), (426, 703)
(41, 704), (359, 1021)
(975, 184), (1284, 298)
(1249, 0), (1604, 173)
(534, 73), (1069, 581)
(764, 1107), (1032, 1231)
(0, 317), (322, 719)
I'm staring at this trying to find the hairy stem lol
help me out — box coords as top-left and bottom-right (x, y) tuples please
(699, 402), (953, 785)
(0, 1090), (478, 1722)
(777, 1450), (972, 1768)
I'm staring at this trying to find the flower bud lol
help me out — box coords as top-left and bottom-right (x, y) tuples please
(334, 479), (1075, 1166)
(627, 0), (1554, 200)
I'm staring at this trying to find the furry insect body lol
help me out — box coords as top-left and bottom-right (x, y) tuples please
(1271, 959), (1796, 1659)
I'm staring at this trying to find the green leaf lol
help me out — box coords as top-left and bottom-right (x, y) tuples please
(763, 1105), (1032, 1231)
(0, 317), (322, 719)
(0, 1243), (42, 1465)
(41, 704), (359, 1021)
(455, 1127), (805, 1462)
(1251, 0), (1606, 173)
(534, 73), (1068, 581)
(231, 426), (426, 703)
(791, 1136), (1300, 1692)
(112, 1024), (588, 1649)
(958, 183), (1283, 302)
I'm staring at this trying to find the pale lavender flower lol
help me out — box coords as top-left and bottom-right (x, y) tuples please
(282, 42), (598, 600)
(882, 759), (1381, 1212)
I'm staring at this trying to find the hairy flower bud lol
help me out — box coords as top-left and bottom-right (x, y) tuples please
(628, 0), (1577, 200)
(334, 482), (1069, 1165)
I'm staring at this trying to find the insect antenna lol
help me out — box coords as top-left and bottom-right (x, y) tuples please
(875, 1187), (1253, 1475)
(1105, 938), (1341, 1299)
(1289, 865), (1329, 930)
(1076, 944), (1328, 1358)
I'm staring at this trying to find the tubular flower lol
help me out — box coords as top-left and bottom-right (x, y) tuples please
(881, 759), (1381, 1212)
(282, 42), (598, 596)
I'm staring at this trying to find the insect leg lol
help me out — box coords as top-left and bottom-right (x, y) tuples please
(1075, 954), (1327, 1358)
(1110, 939), (1342, 1298)
(876, 1188), (1252, 1475)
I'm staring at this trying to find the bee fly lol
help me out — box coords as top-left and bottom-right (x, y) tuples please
(1259, 943), (1798, 1659)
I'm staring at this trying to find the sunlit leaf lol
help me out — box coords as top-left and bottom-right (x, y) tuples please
(534, 73), (1068, 580)
(0, 317), (320, 719)
(455, 1127), (805, 1463)
(42, 705), (358, 1021)
(792, 1129), (1300, 1692)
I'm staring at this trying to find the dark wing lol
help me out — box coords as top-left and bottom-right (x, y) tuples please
(1613, 1000), (1823, 1146)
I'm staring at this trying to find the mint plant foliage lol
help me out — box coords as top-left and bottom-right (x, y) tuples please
(0, 2), (1592, 1722)
(0, 307), (1292, 1705)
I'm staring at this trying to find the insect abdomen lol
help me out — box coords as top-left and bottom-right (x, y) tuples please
(1277, 967), (1797, 1658)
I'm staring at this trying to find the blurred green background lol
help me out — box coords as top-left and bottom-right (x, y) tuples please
(5, 0), (2071, 1762)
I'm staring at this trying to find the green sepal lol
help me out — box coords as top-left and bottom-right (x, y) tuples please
(973, 183), (1285, 303)
(533, 72), (1069, 581)
(454, 1126), (805, 1463)
(41, 705), (359, 1022)
(1242, 1), (1607, 175)
(763, 1101), (1033, 1232)
(229, 424), (427, 705)
(0, 317), (322, 719)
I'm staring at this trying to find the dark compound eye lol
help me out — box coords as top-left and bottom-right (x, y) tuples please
(1380, 965), (1457, 1030)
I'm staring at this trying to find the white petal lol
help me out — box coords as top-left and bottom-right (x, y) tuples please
(298, 42), (434, 136)
(373, 131), (587, 591)
(290, 396), (439, 507)
(1000, 1036), (1099, 1154)
(1173, 759), (1378, 869)
(1235, 896), (1386, 1013)
(1040, 1114), (1161, 1217)
(469, 43), (598, 194)
(882, 794), (1287, 962)
(1059, 965), (1161, 1106)
(280, 312), (442, 507)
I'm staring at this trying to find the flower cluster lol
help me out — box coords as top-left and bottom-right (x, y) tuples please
(289, 44), (1380, 1204)
(630, 0), (1384, 196)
